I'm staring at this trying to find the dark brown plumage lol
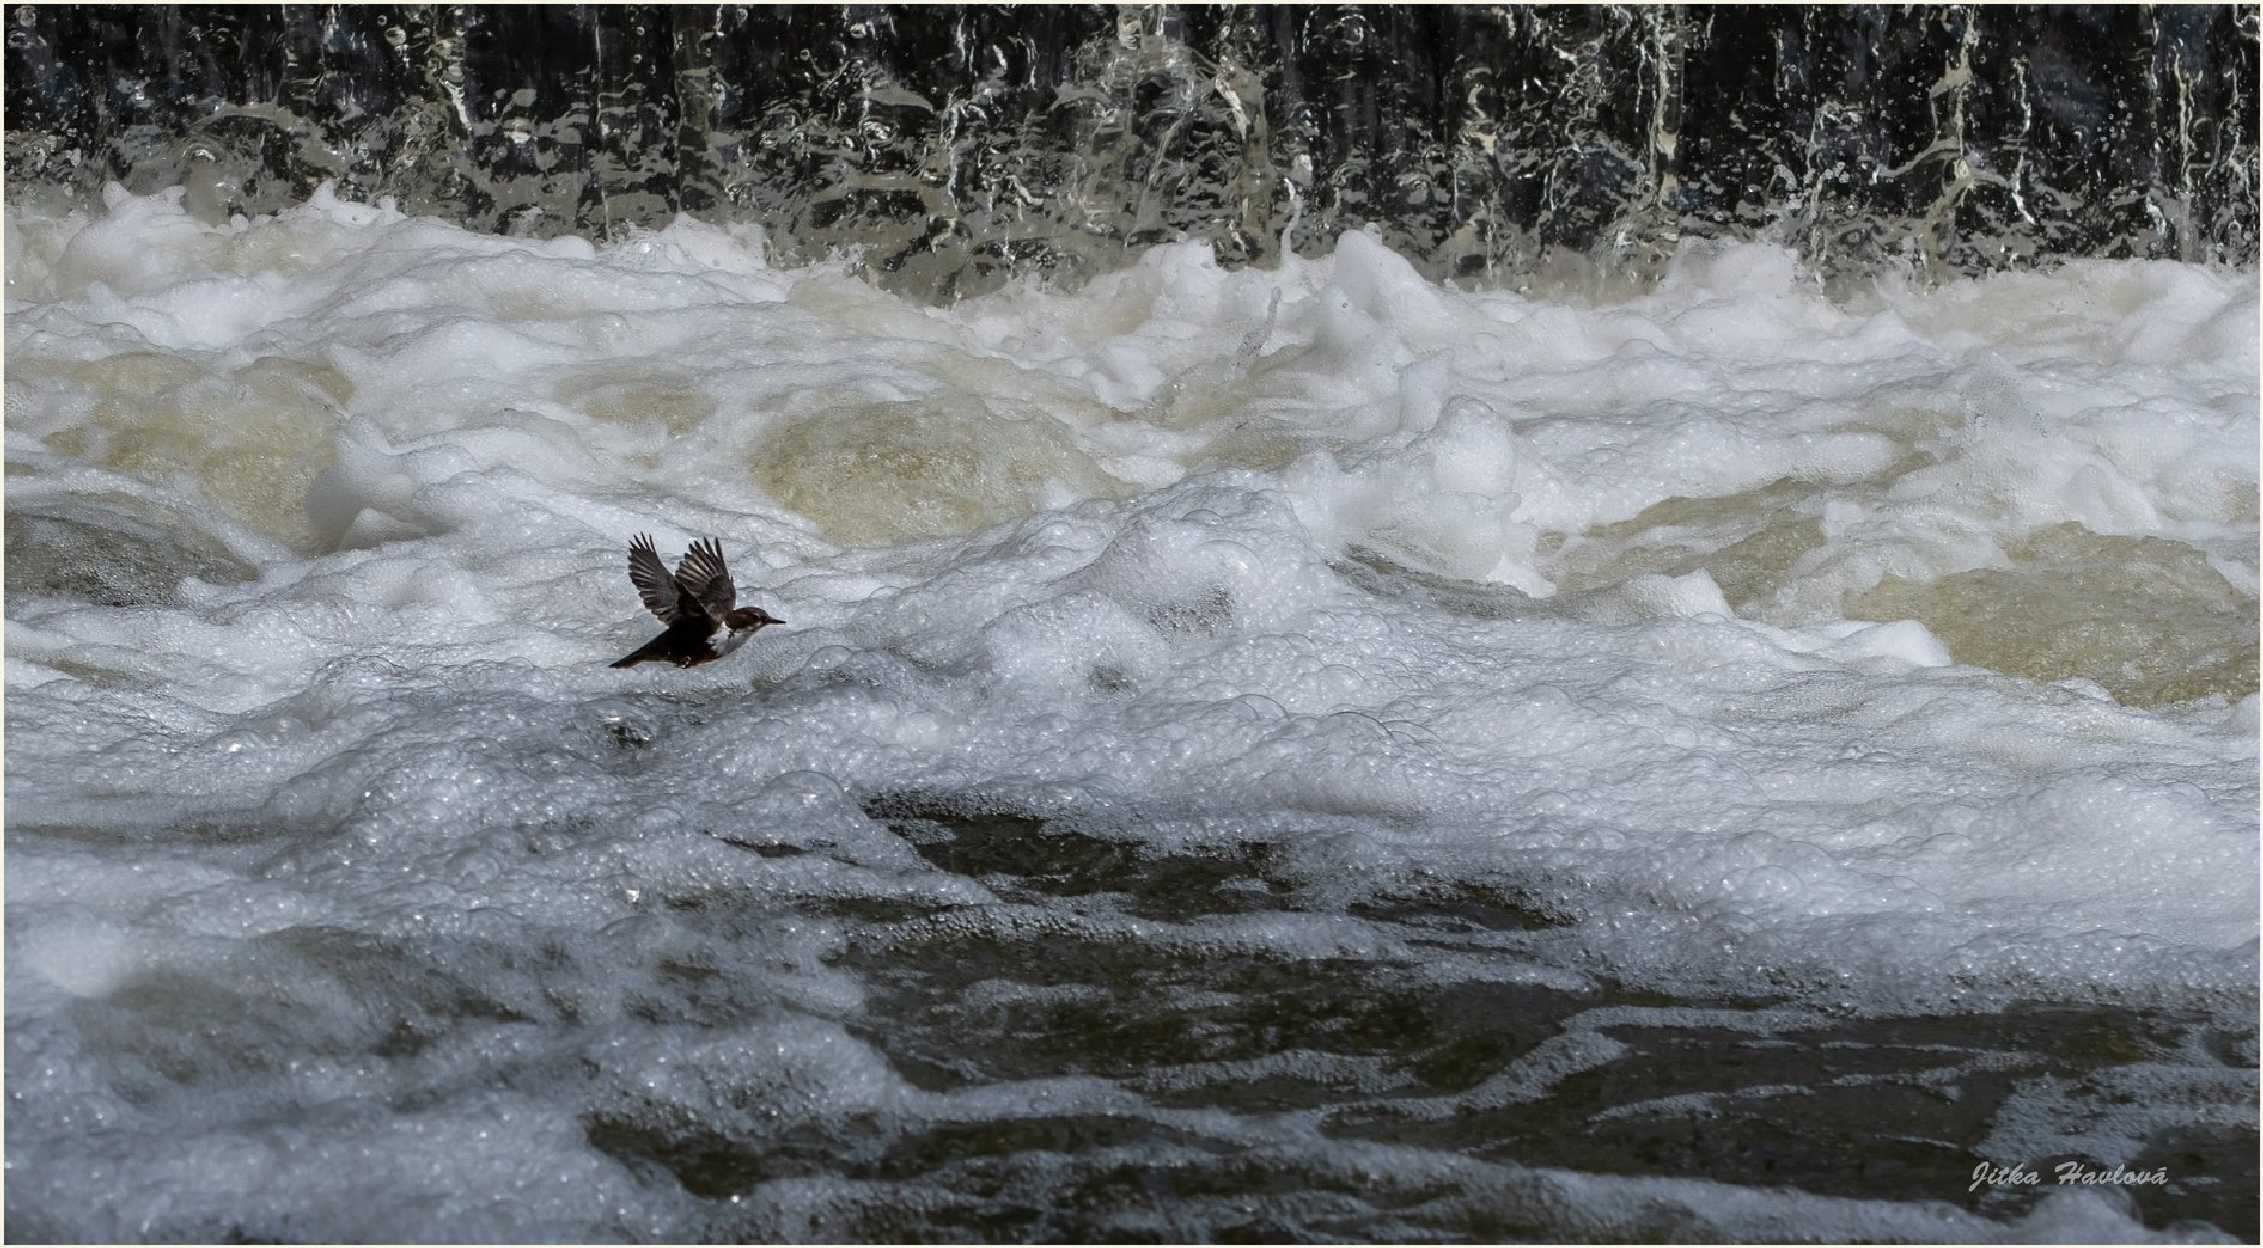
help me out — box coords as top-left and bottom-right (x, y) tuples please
(611, 534), (783, 668)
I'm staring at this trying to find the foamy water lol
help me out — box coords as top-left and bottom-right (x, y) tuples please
(6, 185), (2257, 1241)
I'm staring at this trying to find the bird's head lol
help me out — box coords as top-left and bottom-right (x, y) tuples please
(723, 606), (783, 635)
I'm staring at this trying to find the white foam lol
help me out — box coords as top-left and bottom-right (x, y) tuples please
(6, 185), (2255, 1240)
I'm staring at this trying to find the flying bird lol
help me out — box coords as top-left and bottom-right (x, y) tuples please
(611, 534), (783, 668)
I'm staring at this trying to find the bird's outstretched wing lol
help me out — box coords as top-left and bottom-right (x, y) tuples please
(673, 537), (738, 619)
(628, 533), (696, 623)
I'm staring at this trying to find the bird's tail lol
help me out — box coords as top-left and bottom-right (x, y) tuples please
(610, 642), (661, 669)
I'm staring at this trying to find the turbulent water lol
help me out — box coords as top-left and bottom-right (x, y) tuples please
(5, 186), (2258, 1241)
(9, 7), (2256, 299)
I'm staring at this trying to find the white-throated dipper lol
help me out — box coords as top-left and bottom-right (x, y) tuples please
(610, 534), (782, 668)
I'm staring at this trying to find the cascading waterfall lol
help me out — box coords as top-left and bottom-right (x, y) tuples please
(5, 5), (2255, 299)
(4, 7), (2257, 1244)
